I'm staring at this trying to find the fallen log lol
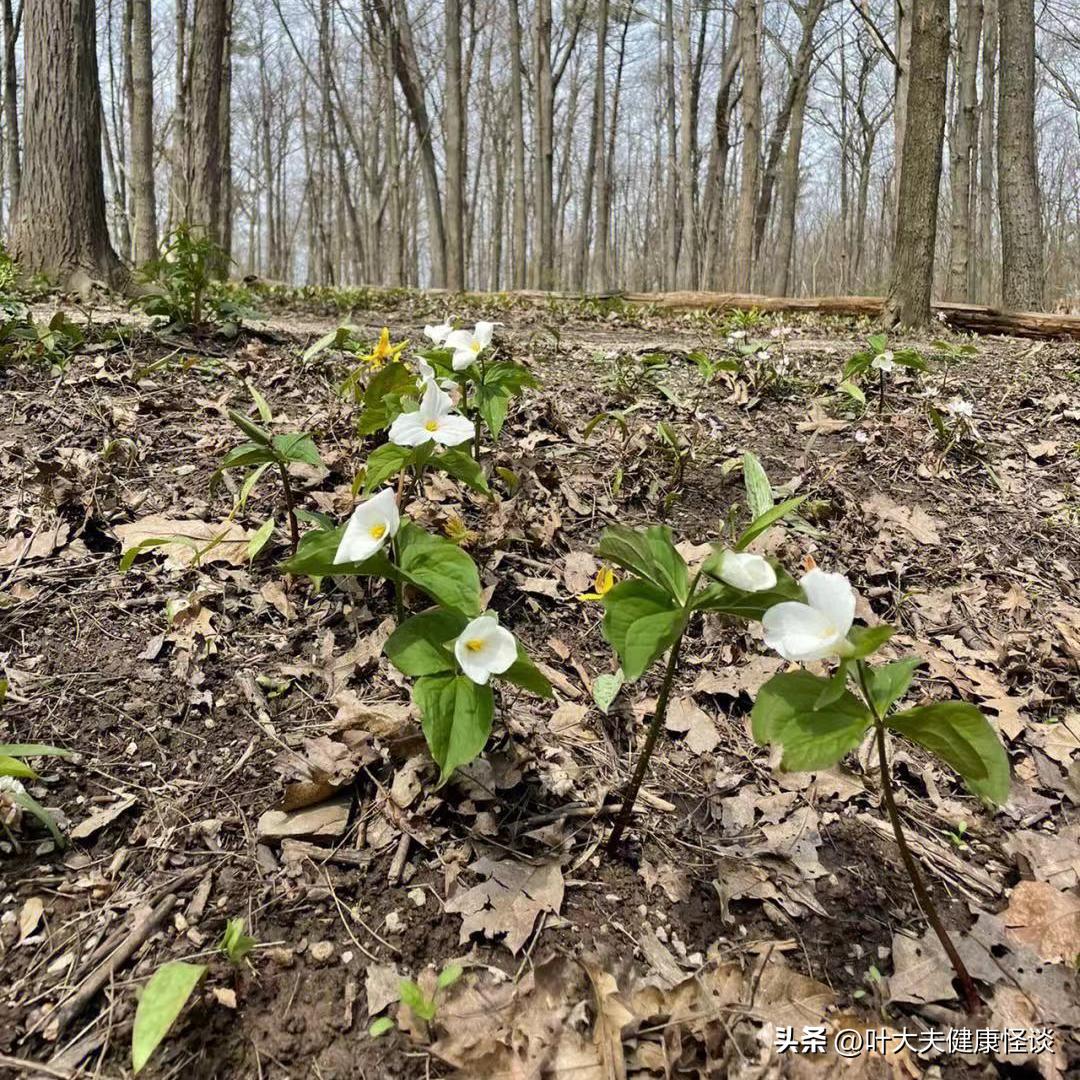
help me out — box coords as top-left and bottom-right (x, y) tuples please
(617, 291), (1080, 340)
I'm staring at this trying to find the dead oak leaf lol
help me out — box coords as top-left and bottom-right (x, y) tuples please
(665, 696), (720, 755)
(113, 516), (252, 568)
(445, 856), (564, 954)
(1003, 880), (1080, 963)
(865, 493), (942, 545)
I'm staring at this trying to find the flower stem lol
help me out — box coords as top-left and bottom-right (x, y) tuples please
(277, 460), (299, 555)
(878, 370), (886, 414)
(606, 626), (685, 855)
(389, 535), (404, 622)
(607, 568), (703, 856)
(855, 662), (980, 1014)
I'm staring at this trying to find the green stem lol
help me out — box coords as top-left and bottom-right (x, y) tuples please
(855, 661), (980, 1015)
(277, 460), (299, 555)
(389, 534), (404, 622)
(878, 370), (886, 414)
(607, 569), (703, 855)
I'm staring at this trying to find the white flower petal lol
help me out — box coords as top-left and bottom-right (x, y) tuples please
(335, 489), (399, 564)
(474, 321), (495, 348)
(454, 615), (517, 685)
(433, 413), (475, 447)
(717, 550), (777, 592)
(424, 322), (452, 344)
(762, 601), (846, 662)
(418, 378), (453, 419)
(801, 569), (855, 638)
(452, 349), (477, 372)
(389, 411), (435, 446)
(444, 329), (474, 352)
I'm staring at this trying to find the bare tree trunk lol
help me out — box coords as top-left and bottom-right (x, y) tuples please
(574, 0), (607, 291)
(702, 26), (739, 288)
(732, 0), (761, 290)
(11, 0), (126, 288)
(662, 0), (678, 287)
(444, 0), (465, 289)
(184, 0), (226, 257)
(676, 0), (696, 287)
(218, 0), (234, 263)
(170, 0), (188, 230)
(533, 0), (554, 288)
(508, 0), (527, 288)
(2, 0), (20, 222)
(977, 0), (997, 301)
(947, 0), (981, 299)
(593, 0), (630, 290)
(883, 0), (949, 326)
(997, 0), (1042, 309)
(129, 0), (157, 263)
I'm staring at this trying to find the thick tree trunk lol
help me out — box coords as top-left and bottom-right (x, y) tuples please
(184, 0), (227, 257)
(977, 0), (997, 301)
(129, 0), (157, 264)
(2, 0), (20, 221)
(11, 0), (125, 289)
(732, 0), (761, 291)
(882, 0), (949, 327)
(947, 0), (980, 299)
(444, 0), (465, 290)
(508, 0), (527, 289)
(533, 0), (554, 289)
(997, 0), (1042, 309)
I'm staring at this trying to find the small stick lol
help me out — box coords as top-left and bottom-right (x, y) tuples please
(43, 894), (178, 1041)
(387, 832), (411, 885)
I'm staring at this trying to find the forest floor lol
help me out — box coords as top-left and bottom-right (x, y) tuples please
(1, 289), (1079, 1079)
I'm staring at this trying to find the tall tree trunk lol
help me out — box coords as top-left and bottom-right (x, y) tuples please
(574, 0), (607, 291)
(444, 0), (465, 289)
(184, 0), (227, 258)
(771, 27), (815, 296)
(218, 0), (234, 263)
(593, 0), (630, 290)
(2, 0), (20, 222)
(676, 0), (696, 287)
(882, 0), (949, 326)
(129, 0), (157, 263)
(947, 0), (981, 299)
(661, 0), (678, 287)
(702, 27), (739, 288)
(533, 0), (554, 288)
(508, 0), (527, 289)
(732, 0), (761, 291)
(170, 0), (188, 230)
(997, 0), (1042, 309)
(977, 0), (997, 301)
(11, 0), (126, 288)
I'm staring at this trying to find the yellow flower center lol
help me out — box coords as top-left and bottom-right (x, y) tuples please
(424, 420), (439, 432)
(465, 638), (485, 653)
(369, 523), (387, 540)
(470, 340), (481, 352)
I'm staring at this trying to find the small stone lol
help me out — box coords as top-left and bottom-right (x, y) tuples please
(257, 795), (351, 841)
(310, 940), (335, 963)
(384, 911), (404, 934)
(408, 888), (426, 908)
(267, 947), (295, 967)
(341, 950), (354, 965)
(655, 926), (668, 943)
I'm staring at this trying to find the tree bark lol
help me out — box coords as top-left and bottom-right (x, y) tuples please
(882, 0), (949, 326)
(184, 0), (227, 258)
(977, 0), (997, 301)
(732, 0), (761, 291)
(2, 0), (20, 222)
(444, 0), (465, 290)
(11, 0), (126, 288)
(129, 0), (157, 264)
(997, 0), (1042, 309)
(947, 0), (981, 299)
(574, 0), (607, 291)
(533, 0), (555, 288)
(508, 0), (527, 289)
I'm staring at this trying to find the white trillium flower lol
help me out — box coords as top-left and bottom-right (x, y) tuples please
(757, 349), (772, 361)
(762, 569), (856, 662)
(424, 321), (453, 345)
(445, 321), (496, 372)
(415, 357), (456, 392)
(389, 379), (475, 447)
(335, 488), (400, 564)
(871, 352), (895, 373)
(716, 550), (777, 592)
(454, 615), (517, 685)
(945, 398), (974, 418)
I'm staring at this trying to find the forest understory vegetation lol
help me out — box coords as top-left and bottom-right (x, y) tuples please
(0, 265), (1078, 1078)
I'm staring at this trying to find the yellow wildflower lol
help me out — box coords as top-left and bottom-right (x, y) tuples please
(361, 327), (408, 369)
(577, 566), (615, 602)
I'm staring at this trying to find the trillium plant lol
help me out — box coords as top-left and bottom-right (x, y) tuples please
(750, 569), (1009, 1014)
(838, 333), (929, 411)
(283, 487), (551, 779)
(420, 320), (538, 458)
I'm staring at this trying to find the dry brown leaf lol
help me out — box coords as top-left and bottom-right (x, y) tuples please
(365, 962), (401, 1017)
(1002, 880), (1080, 963)
(113, 516), (253, 568)
(865, 492), (942, 545)
(665, 695), (719, 755)
(17, 897), (44, 943)
(0, 522), (70, 566)
(69, 795), (137, 841)
(445, 856), (564, 954)
(1005, 825), (1080, 888)
(561, 551), (598, 594)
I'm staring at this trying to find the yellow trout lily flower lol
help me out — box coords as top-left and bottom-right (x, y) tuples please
(577, 566), (615, 602)
(361, 327), (408, 369)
